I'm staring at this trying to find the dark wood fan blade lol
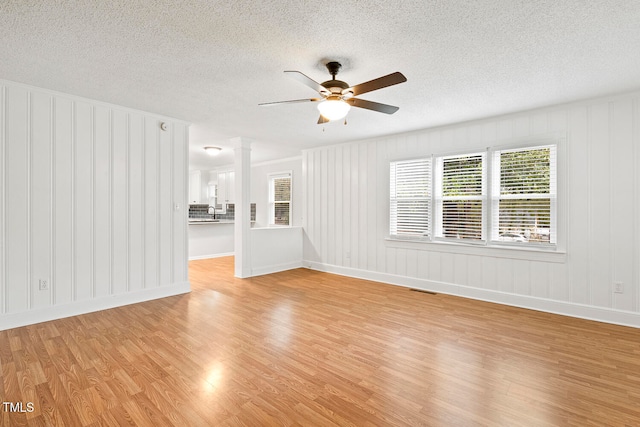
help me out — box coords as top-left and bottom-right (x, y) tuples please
(346, 98), (399, 114)
(347, 72), (407, 97)
(284, 71), (329, 94)
(317, 115), (330, 124)
(259, 98), (321, 106)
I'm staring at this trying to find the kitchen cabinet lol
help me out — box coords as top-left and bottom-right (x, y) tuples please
(189, 170), (202, 204)
(216, 170), (235, 206)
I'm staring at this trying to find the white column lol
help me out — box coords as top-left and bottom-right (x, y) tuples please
(232, 137), (252, 278)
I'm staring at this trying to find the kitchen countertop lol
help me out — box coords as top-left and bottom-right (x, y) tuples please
(188, 219), (256, 225)
(188, 219), (234, 225)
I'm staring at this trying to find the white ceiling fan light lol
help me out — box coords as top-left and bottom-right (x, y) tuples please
(317, 98), (351, 121)
(204, 146), (222, 156)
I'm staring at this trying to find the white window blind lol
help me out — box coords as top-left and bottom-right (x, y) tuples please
(390, 158), (431, 238)
(491, 145), (556, 244)
(435, 153), (485, 241)
(269, 172), (291, 226)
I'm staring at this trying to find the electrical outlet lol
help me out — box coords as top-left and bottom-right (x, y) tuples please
(345, 251), (351, 259)
(613, 282), (623, 294)
(39, 279), (49, 290)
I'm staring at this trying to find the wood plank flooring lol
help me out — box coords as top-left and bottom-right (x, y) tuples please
(2, 256), (640, 426)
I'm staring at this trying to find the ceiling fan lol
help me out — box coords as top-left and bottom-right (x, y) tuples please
(259, 61), (407, 124)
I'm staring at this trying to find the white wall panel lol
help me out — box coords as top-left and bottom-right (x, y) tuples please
(382, 246), (393, 274)
(417, 250), (429, 279)
(566, 106), (589, 305)
(94, 105), (111, 298)
(530, 261), (550, 300)
(144, 116), (159, 288)
(428, 251), (441, 283)
(326, 147), (336, 267)
(53, 97), (73, 306)
(0, 85), (5, 314)
(5, 85), (29, 313)
(512, 260), (530, 296)
(356, 143), (367, 270)
(610, 99), (635, 312)
(158, 120), (172, 286)
(453, 254), (467, 287)
(334, 148), (343, 267)
(349, 144), (359, 269)
(635, 99), (640, 313)
(549, 262), (568, 302)
(111, 109), (128, 294)
(74, 101), (93, 301)
(588, 103), (611, 307)
(496, 258), (514, 294)
(375, 140), (389, 274)
(303, 90), (640, 327)
(0, 80), (190, 331)
(481, 257), (498, 291)
(467, 255), (482, 289)
(341, 145), (351, 267)
(405, 249), (418, 278)
(128, 113), (144, 292)
(513, 116), (530, 138)
(531, 112), (548, 135)
(172, 124), (188, 283)
(320, 148), (329, 264)
(440, 253), (454, 285)
(250, 227), (303, 276)
(30, 92), (52, 310)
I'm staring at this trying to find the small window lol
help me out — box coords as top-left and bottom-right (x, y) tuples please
(268, 172), (292, 226)
(389, 158), (431, 238)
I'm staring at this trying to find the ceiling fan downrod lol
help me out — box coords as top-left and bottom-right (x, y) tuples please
(326, 61), (342, 80)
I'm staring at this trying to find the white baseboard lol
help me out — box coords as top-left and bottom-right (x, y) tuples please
(251, 261), (303, 277)
(305, 261), (640, 329)
(0, 282), (191, 331)
(189, 252), (234, 261)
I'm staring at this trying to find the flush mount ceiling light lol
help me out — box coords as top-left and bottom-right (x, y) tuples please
(204, 146), (222, 156)
(317, 96), (351, 121)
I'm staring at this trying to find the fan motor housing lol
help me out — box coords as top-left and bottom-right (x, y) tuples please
(321, 79), (349, 94)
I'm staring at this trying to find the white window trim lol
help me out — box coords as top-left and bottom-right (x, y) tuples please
(268, 170), (292, 227)
(387, 135), (564, 254)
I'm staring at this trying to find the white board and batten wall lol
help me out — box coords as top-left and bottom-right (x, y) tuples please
(302, 90), (640, 328)
(0, 79), (190, 331)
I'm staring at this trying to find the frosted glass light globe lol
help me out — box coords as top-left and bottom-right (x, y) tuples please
(317, 99), (351, 121)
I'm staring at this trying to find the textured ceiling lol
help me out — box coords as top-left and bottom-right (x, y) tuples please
(2, 1), (640, 170)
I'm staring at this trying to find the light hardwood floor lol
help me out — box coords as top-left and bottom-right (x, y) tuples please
(2, 257), (640, 426)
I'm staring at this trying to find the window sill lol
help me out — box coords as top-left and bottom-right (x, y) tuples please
(384, 237), (566, 263)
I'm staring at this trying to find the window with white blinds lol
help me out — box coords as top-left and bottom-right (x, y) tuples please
(435, 153), (486, 241)
(388, 142), (558, 249)
(268, 172), (291, 226)
(491, 145), (556, 244)
(389, 158), (431, 238)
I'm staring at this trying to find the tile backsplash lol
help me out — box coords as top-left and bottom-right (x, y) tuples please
(188, 203), (255, 221)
